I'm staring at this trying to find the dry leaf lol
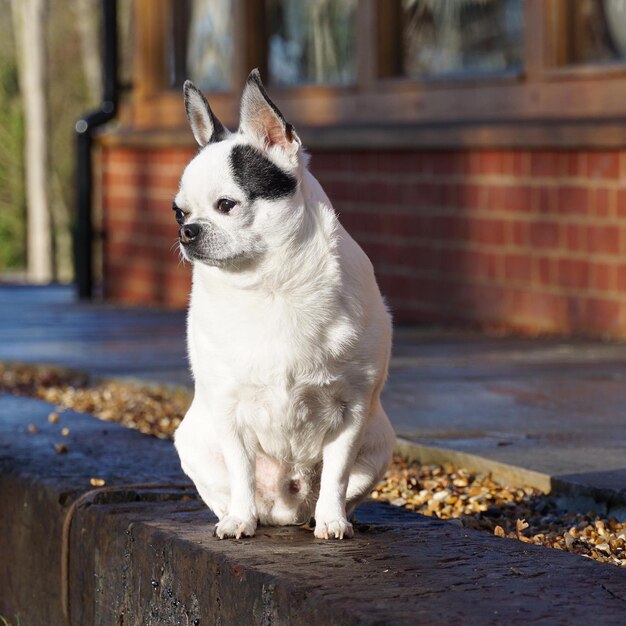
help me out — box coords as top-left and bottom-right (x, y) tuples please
(516, 518), (529, 539)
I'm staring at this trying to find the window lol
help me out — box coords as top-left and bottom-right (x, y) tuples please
(170, 0), (234, 91)
(381, 0), (524, 79)
(552, 0), (626, 67)
(266, 0), (357, 86)
(126, 0), (626, 143)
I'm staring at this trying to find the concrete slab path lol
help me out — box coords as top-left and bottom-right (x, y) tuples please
(1, 284), (625, 506)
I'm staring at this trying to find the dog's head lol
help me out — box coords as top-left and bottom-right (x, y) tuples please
(174, 69), (306, 269)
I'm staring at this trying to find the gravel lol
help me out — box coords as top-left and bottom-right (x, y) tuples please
(1, 362), (624, 567)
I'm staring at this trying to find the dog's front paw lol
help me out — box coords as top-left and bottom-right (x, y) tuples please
(214, 515), (257, 539)
(314, 517), (354, 540)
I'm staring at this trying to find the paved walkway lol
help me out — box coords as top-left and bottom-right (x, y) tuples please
(1, 284), (625, 509)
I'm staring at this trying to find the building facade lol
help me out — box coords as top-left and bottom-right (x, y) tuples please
(99, 0), (626, 336)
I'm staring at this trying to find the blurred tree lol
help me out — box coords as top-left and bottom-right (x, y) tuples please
(11, 0), (52, 283)
(0, 0), (100, 281)
(0, 5), (25, 274)
(47, 0), (100, 281)
(74, 0), (102, 104)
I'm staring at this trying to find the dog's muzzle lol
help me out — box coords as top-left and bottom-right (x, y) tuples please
(179, 223), (200, 245)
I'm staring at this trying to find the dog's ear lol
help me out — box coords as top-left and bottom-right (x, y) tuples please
(239, 69), (301, 159)
(183, 81), (228, 147)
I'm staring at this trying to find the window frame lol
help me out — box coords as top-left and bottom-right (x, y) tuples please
(119, 0), (626, 148)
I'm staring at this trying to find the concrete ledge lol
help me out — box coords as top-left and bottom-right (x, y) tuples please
(1, 394), (625, 625)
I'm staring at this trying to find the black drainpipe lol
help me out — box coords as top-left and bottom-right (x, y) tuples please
(74, 0), (118, 299)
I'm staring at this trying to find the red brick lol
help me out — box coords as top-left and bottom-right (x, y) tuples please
(477, 150), (505, 175)
(591, 187), (613, 218)
(615, 263), (626, 291)
(456, 250), (500, 281)
(562, 294), (584, 328)
(509, 221), (529, 247)
(529, 222), (560, 248)
(451, 217), (471, 241)
(590, 262), (614, 292)
(509, 152), (529, 177)
(501, 185), (531, 212)
(440, 248), (463, 275)
(534, 257), (556, 286)
(463, 153), (481, 176)
(457, 184), (483, 210)
(485, 185), (506, 211)
(471, 218), (507, 246)
(616, 189), (626, 217)
(557, 186), (588, 215)
(403, 245), (442, 271)
(565, 224), (587, 252)
(431, 152), (462, 176)
(102, 168), (181, 192)
(620, 151), (626, 179)
(533, 186), (557, 214)
(103, 148), (146, 165)
(377, 152), (412, 175)
(443, 183), (459, 208)
(427, 215), (454, 240)
(423, 183), (444, 208)
(508, 289), (567, 331)
(457, 283), (510, 320)
(382, 212), (412, 237)
(311, 152), (343, 173)
(530, 151), (559, 178)
(586, 225), (619, 255)
(557, 259), (589, 290)
(585, 151), (619, 179)
(584, 298), (621, 333)
(504, 254), (532, 283)
(105, 262), (191, 303)
(557, 152), (581, 178)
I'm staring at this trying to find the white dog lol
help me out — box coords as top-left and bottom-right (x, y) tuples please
(173, 70), (395, 540)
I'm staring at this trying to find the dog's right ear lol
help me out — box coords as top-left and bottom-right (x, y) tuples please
(183, 81), (228, 147)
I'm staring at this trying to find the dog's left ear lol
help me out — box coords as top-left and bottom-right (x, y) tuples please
(239, 69), (301, 160)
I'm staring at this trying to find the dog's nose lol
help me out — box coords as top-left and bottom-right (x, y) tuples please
(179, 223), (200, 244)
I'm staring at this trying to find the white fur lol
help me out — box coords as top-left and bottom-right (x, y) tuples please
(174, 75), (395, 540)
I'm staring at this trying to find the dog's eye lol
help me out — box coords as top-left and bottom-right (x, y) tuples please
(172, 202), (187, 224)
(216, 198), (236, 214)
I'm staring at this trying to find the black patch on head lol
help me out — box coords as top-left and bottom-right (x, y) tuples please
(229, 144), (297, 202)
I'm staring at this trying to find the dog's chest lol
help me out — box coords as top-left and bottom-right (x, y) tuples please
(187, 270), (362, 461)
(236, 378), (345, 462)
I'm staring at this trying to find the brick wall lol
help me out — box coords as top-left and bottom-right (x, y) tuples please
(101, 145), (626, 337)
(101, 146), (196, 307)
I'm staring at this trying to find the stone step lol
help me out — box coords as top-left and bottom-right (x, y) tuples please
(1, 395), (624, 625)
